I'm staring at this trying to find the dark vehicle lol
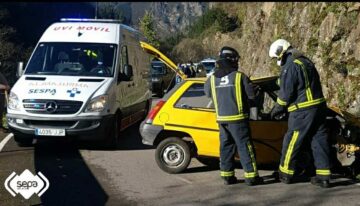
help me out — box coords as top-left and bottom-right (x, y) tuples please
(151, 60), (174, 97)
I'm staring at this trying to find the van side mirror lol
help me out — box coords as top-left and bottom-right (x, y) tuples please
(17, 62), (24, 78)
(124, 64), (133, 79)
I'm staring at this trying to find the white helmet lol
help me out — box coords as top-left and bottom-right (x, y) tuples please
(269, 39), (291, 65)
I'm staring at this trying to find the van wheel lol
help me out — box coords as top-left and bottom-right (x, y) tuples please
(155, 137), (191, 174)
(196, 156), (220, 169)
(14, 134), (33, 147)
(104, 114), (120, 149)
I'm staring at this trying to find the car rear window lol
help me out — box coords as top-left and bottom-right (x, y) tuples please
(174, 83), (214, 109)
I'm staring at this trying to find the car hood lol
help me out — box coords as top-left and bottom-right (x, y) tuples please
(328, 106), (360, 127)
(140, 41), (186, 80)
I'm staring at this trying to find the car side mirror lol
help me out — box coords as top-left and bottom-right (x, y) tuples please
(124, 64), (133, 79)
(17, 61), (24, 78)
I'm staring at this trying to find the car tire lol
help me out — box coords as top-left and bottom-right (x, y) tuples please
(13, 134), (33, 147)
(104, 114), (120, 149)
(196, 156), (220, 169)
(155, 137), (191, 174)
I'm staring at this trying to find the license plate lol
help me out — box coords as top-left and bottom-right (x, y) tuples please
(35, 128), (65, 136)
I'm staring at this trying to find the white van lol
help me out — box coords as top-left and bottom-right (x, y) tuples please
(7, 19), (152, 147)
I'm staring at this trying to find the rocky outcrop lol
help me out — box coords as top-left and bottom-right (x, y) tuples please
(173, 2), (360, 116)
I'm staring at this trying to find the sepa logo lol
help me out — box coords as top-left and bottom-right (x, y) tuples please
(4, 169), (49, 199)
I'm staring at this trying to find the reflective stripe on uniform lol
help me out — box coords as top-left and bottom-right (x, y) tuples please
(294, 59), (313, 101)
(211, 73), (246, 121)
(235, 73), (243, 114)
(316, 169), (331, 176)
(210, 75), (219, 114)
(246, 142), (258, 175)
(244, 172), (257, 178)
(279, 130), (299, 175)
(288, 97), (326, 112)
(220, 170), (235, 177)
(277, 97), (287, 106)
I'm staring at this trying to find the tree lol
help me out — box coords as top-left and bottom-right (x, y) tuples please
(0, 6), (25, 85)
(139, 11), (160, 49)
(98, 2), (125, 22)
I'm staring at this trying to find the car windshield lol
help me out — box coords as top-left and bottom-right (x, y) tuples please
(151, 63), (164, 74)
(202, 62), (216, 73)
(25, 42), (117, 77)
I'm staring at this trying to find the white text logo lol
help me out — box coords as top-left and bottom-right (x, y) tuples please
(4, 169), (49, 199)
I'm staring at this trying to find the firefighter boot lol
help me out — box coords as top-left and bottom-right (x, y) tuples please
(223, 176), (237, 185)
(310, 177), (330, 188)
(245, 176), (264, 186)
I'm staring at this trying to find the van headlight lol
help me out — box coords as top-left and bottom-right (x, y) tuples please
(8, 92), (20, 110)
(85, 95), (108, 112)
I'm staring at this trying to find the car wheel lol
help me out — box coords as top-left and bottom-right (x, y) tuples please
(155, 137), (191, 174)
(104, 114), (120, 149)
(14, 134), (33, 147)
(196, 156), (220, 169)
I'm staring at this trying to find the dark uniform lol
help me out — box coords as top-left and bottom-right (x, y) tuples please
(272, 49), (330, 182)
(0, 72), (9, 128)
(204, 60), (261, 184)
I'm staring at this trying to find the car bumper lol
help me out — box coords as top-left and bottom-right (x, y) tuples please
(7, 113), (113, 140)
(139, 120), (163, 146)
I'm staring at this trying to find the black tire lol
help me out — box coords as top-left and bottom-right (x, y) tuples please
(103, 114), (120, 149)
(155, 137), (191, 174)
(13, 134), (33, 147)
(196, 156), (220, 169)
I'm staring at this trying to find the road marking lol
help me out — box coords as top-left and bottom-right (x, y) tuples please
(0, 133), (14, 152)
(175, 176), (193, 184)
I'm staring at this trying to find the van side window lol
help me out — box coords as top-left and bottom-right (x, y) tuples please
(174, 83), (214, 109)
(121, 45), (128, 72)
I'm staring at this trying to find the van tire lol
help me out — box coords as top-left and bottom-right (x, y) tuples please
(104, 114), (120, 149)
(14, 134), (33, 147)
(155, 137), (191, 174)
(196, 156), (220, 169)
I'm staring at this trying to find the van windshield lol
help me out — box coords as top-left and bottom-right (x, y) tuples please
(25, 42), (117, 77)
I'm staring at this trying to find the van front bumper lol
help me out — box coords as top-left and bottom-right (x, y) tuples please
(139, 120), (163, 146)
(6, 113), (113, 140)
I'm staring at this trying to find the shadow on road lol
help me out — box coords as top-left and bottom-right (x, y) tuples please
(74, 121), (153, 151)
(34, 141), (109, 206)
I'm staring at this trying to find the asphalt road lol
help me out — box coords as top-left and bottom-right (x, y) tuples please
(0, 99), (359, 206)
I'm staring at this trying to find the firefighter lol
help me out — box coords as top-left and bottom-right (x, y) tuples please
(204, 46), (263, 186)
(269, 39), (331, 188)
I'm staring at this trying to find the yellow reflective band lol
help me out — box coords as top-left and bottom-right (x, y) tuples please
(247, 142), (258, 173)
(294, 59), (313, 101)
(288, 98), (326, 112)
(279, 165), (294, 175)
(244, 172), (258, 178)
(277, 97), (287, 106)
(221, 171), (235, 177)
(210, 75), (219, 114)
(235, 73), (243, 113)
(217, 114), (249, 121)
(316, 169), (330, 175)
(281, 130), (299, 175)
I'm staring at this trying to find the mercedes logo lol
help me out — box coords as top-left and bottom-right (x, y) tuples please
(45, 101), (57, 113)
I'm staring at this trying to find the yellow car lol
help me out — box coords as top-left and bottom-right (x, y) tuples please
(139, 42), (360, 175)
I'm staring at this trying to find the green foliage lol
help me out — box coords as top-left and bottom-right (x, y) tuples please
(186, 7), (238, 38)
(139, 11), (160, 49)
(0, 6), (25, 85)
